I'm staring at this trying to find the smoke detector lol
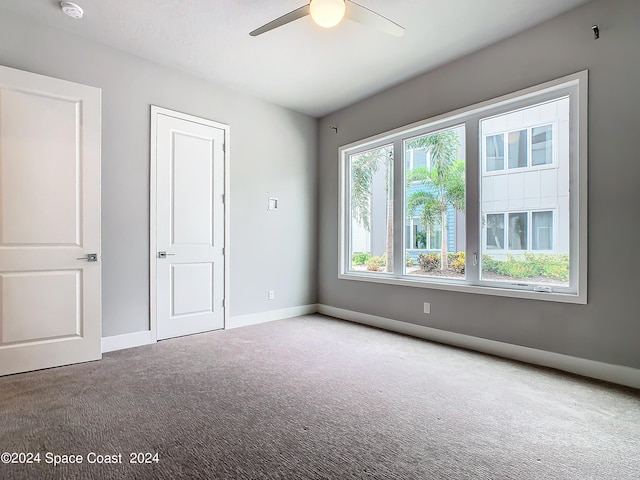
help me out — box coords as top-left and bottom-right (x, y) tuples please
(60, 2), (84, 19)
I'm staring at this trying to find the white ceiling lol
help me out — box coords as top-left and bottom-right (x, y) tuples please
(1, 0), (590, 117)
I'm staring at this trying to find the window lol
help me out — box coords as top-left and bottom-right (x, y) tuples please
(404, 126), (465, 279)
(508, 213), (528, 250)
(406, 219), (441, 250)
(532, 211), (553, 250)
(508, 130), (528, 169)
(486, 135), (504, 172)
(346, 145), (393, 272)
(532, 125), (553, 166)
(340, 71), (587, 303)
(483, 123), (554, 172)
(486, 214), (504, 250)
(483, 211), (554, 253)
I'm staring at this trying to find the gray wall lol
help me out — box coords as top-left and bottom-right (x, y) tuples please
(0, 10), (318, 337)
(318, 0), (640, 369)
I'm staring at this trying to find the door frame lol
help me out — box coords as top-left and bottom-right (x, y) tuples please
(149, 105), (230, 341)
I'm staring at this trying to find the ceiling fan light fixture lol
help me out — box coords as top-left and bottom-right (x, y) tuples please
(309, 0), (346, 28)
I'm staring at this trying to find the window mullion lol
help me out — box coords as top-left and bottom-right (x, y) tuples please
(392, 138), (404, 276)
(465, 117), (480, 283)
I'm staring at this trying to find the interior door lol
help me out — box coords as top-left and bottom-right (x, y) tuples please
(0, 65), (101, 376)
(152, 107), (226, 340)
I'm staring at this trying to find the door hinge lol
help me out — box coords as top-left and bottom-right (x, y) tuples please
(221, 194), (225, 204)
(222, 299), (225, 308)
(222, 247), (225, 256)
(222, 143), (226, 153)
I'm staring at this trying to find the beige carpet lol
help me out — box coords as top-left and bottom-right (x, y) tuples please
(1, 314), (639, 479)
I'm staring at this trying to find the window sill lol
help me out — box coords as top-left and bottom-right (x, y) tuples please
(338, 271), (586, 304)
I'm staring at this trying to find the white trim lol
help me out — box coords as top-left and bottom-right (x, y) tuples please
(227, 304), (318, 330)
(149, 106), (230, 339)
(101, 330), (154, 353)
(317, 304), (640, 390)
(149, 107), (159, 342)
(338, 271), (583, 303)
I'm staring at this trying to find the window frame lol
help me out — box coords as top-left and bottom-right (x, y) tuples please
(338, 71), (587, 304)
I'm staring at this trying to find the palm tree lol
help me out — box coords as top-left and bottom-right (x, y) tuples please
(350, 146), (393, 272)
(406, 130), (465, 270)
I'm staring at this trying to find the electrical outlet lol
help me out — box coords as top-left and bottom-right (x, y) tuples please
(268, 290), (275, 300)
(423, 302), (431, 314)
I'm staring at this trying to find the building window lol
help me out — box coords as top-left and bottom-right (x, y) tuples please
(508, 212), (528, 250)
(406, 218), (442, 250)
(483, 123), (555, 172)
(339, 71), (587, 303)
(508, 130), (528, 169)
(532, 211), (553, 250)
(483, 211), (554, 253)
(486, 135), (504, 172)
(532, 125), (553, 166)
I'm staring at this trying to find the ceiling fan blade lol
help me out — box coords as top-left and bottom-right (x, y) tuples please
(344, 1), (405, 37)
(250, 5), (311, 36)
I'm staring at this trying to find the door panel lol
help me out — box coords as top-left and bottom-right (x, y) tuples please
(0, 65), (101, 376)
(172, 132), (214, 245)
(0, 270), (81, 344)
(1, 89), (81, 245)
(172, 263), (214, 317)
(154, 109), (225, 340)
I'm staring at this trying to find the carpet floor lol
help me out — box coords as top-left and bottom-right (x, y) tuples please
(1, 314), (639, 479)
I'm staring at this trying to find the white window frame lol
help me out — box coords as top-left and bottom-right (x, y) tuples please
(338, 71), (587, 304)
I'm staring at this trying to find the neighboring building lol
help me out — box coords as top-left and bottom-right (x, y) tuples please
(480, 98), (569, 260)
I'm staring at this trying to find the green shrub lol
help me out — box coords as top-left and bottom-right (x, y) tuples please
(352, 252), (371, 265)
(482, 253), (569, 281)
(406, 256), (415, 267)
(417, 253), (440, 271)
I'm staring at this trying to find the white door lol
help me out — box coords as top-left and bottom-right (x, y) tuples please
(152, 107), (226, 340)
(0, 65), (101, 376)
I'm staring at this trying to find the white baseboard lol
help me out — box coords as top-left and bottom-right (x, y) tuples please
(102, 330), (155, 353)
(317, 304), (640, 390)
(227, 304), (318, 330)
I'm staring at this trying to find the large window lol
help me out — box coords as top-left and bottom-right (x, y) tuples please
(340, 72), (587, 303)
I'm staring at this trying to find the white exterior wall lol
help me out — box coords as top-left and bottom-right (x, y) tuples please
(351, 220), (370, 254)
(481, 98), (569, 258)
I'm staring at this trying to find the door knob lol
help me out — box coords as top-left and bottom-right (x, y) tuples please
(77, 253), (98, 262)
(158, 251), (175, 258)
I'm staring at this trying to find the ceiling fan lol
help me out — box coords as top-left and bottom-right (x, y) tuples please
(250, 0), (405, 37)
